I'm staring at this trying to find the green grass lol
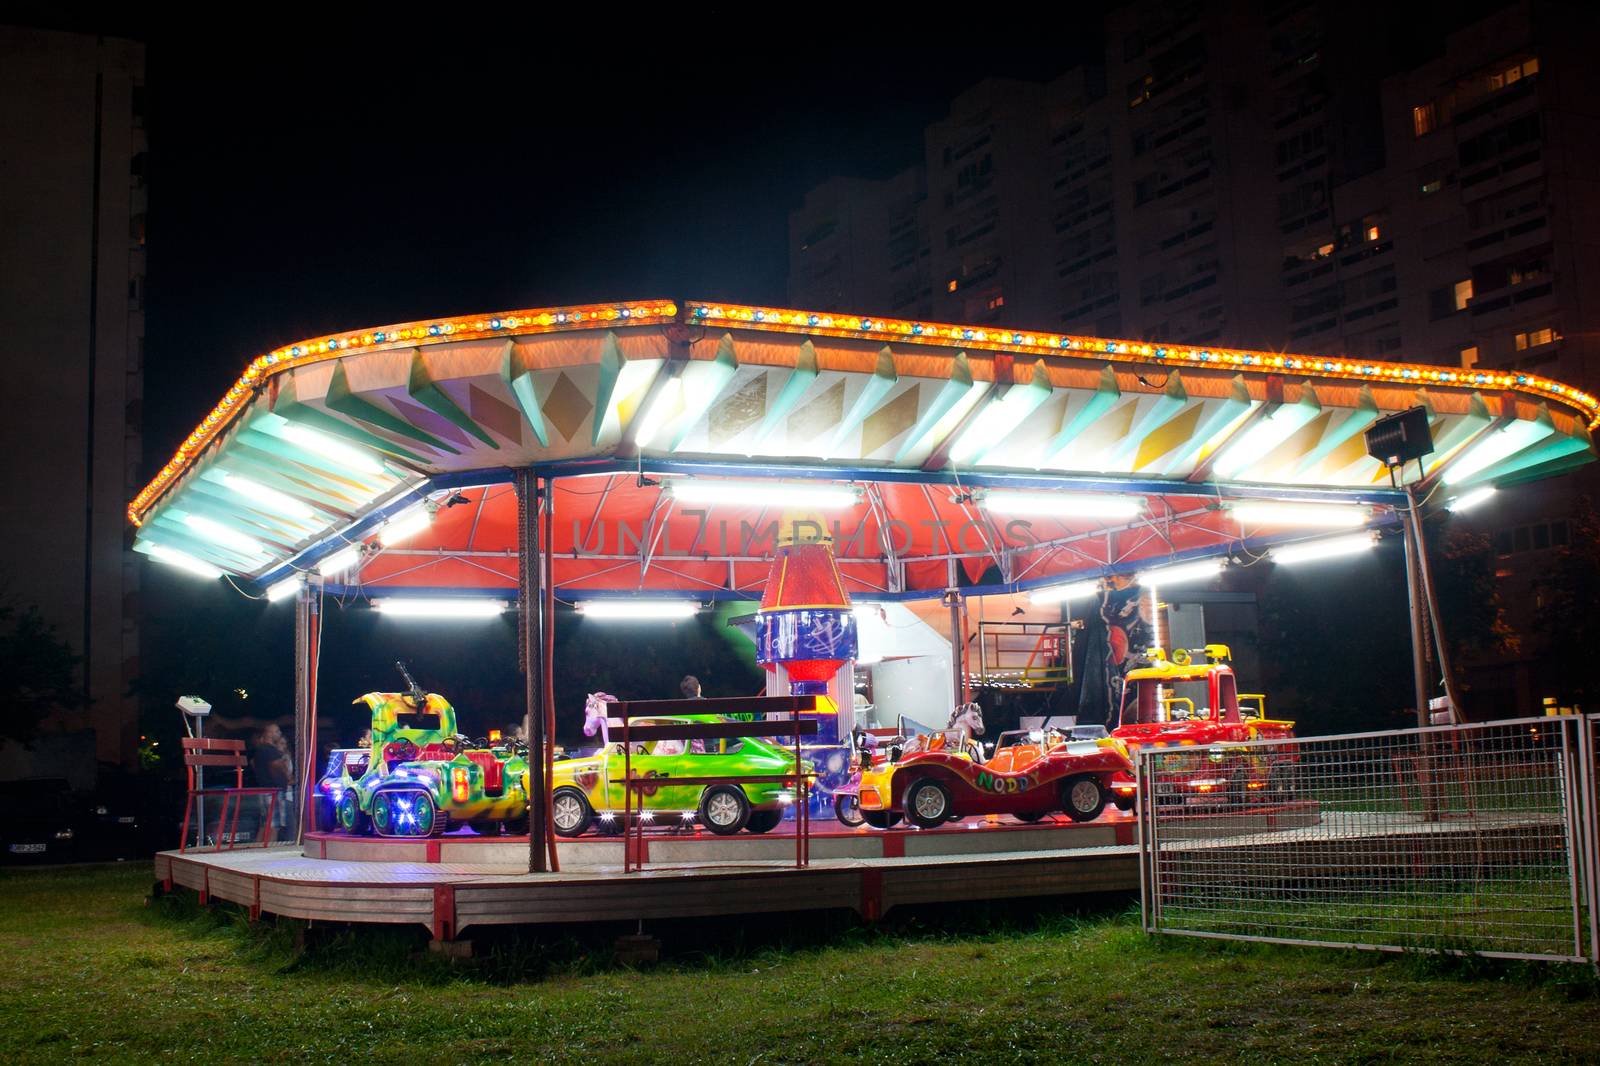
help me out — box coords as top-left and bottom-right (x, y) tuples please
(0, 864), (1597, 1064)
(1158, 869), (1582, 956)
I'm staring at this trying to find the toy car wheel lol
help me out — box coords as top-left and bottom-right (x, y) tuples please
(861, 810), (902, 830)
(371, 792), (394, 835)
(1112, 793), (1135, 812)
(377, 790), (437, 836)
(1014, 812), (1047, 824)
(312, 795), (336, 832)
(905, 778), (953, 829)
(551, 788), (594, 837)
(336, 791), (369, 835)
(745, 810), (783, 834)
(470, 820), (504, 837)
(699, 785), (750, 835)
(834, 794), (866, 828)
(1268, 763), (1297, 802)
(1060, 775), (1107, 822)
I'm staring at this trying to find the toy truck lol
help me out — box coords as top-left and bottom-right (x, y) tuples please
(315, 663), (530, 837)
(1107, 644), (1297, 810)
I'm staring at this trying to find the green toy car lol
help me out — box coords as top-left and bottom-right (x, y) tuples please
(550, 716), (807, 836)
(315, 664), (530, 838)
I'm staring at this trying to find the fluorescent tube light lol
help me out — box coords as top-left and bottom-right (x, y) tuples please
(379, 507), (431, 546)
(147, 545), (223, 579)
(318, 546), (361, 575)
(220, 473), (316, 521)
(1028, 580), (1101, 605)
(1229, 502), (1368, 528)
(183, 514), (265, 556)
(279, 423), (384, 474)
(1273, 534), (1377, 566)
(1138, 559), (1223, 586)
(373, 598), (508, 618)
(980, 491), (1144, 519)
(664, 480), (861, 509)
(577, 600), (700, 620)
(1447, 487), (1496, 513)
(264, 574), (304, 601)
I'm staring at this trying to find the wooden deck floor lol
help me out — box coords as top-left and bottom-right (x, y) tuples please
(154, 805), (1546, 940)
(156, 836), (1139, 940)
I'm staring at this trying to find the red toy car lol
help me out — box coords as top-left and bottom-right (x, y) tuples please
(855, 722), (1134, 829)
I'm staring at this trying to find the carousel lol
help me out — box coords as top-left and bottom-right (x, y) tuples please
(137, 299), (1596, 941)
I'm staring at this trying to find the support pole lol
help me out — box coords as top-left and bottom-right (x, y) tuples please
(1399, 499), (1434, 731)
(1399, 499), (1441, 823)
(1407, 483), (1465, 723)
(945, 559), (962, 709)
(293, 582), (320, 846)
(541, 475), (560, 872)
(516, 470), (549, 873)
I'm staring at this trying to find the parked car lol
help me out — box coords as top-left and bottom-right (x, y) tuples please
(0, 779), (80, 862)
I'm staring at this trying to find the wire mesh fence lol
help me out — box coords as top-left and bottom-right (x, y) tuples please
(1137, 715), (1592, 962)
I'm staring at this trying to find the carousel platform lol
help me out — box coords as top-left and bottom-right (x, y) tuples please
(155, 834), (1139, 941)
(154, 804), (1334, 940)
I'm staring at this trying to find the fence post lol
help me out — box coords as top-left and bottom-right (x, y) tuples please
(1136, 749), (1148, 933)
(1579, 715), (1599, 967)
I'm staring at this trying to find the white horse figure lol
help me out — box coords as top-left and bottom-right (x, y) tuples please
(947, 701), (986, 759)
(899, 702), (985, 759)
(582, 692), (620, 747)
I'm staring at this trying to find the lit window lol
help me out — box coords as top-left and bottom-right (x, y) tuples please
(1514, 327), (1558, 351)
(948, 279), (958, 292)
(1366, 225), (1381, 242)
(1420, 178), (1443, 196)
(1412, 103), (1437, 138)
(987, 294), (1005, 311)
(1460, 346), (1479, 370)
(1453, 279), (1473, 311)
(1316, 243), (1334, 257)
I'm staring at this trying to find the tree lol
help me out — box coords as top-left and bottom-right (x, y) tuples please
(1430, 524), (1519, 698)
(1533, 498), (1600, 704)
(0, 600), (87, 745)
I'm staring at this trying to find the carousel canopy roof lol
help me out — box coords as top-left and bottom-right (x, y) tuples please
(127, 299), (1596, 600)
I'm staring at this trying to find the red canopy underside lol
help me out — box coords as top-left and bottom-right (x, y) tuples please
(354, 478), (1249, 597)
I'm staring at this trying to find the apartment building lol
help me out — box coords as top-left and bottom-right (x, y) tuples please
(0, 27), (146, 777)
(788, 0), (1600, 712)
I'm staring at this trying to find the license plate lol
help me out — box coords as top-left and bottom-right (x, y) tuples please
(8, 843), (45, 854)
(116, 816), (136, 824)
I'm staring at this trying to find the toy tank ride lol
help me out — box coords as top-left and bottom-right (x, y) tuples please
(1107, 644), (1297, 810)
(315, 663), (531, 837)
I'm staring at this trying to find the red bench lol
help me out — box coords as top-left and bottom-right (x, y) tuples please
(179, 737), (279, 851)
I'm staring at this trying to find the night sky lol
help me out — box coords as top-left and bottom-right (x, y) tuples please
(134, 15), (1102, 473)
(10, 5), (1477, 744)
(98, 11), (1105, 738)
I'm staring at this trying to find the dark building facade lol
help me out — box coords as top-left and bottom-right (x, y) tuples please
(0, 27), (146, 778)
(789, 0), (1600, 714)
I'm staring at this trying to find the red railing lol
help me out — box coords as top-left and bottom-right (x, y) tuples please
(605, 695), (820, 872)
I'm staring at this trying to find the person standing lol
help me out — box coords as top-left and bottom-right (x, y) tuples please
(251, 723), (294, 837)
